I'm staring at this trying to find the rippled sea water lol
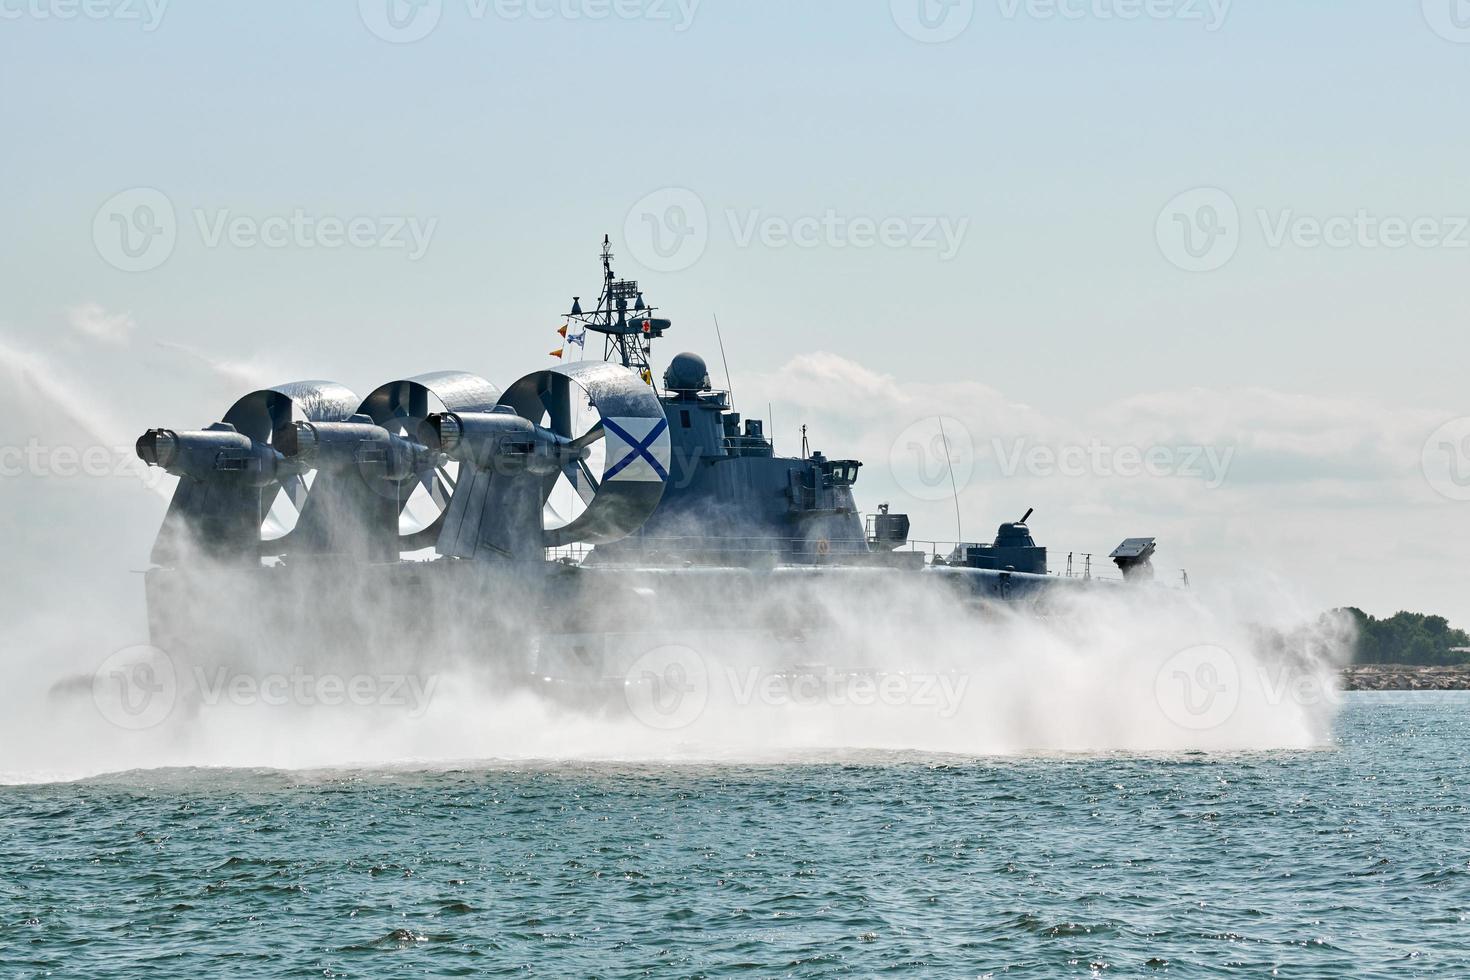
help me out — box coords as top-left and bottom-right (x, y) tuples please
(3, 694), (1467, 978)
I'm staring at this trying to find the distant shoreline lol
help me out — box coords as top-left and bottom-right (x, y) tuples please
(1341, 665), (1470, 692)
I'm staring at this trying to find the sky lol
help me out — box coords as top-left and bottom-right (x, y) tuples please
(1, 0), (1468, 628)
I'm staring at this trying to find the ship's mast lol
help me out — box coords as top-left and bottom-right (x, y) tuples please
(566, 235), (669, 385)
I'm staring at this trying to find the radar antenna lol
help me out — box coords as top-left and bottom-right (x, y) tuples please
(565, 235), (671, 387)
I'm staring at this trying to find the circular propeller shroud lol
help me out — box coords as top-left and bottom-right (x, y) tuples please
(223, 381), (361, 553)
(140, 380), (361, 564)
(498, 361), (672, 548)
(355, 371), (501, 551)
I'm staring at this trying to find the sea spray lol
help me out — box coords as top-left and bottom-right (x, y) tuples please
(20, 566), (1352, 782)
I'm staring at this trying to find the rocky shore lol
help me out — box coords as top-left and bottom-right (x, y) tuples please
(1340, 665), (1470, 692)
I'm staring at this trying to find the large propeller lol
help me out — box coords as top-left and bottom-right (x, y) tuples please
(355, 372), (500, 551)
(497, 361), (672, 548)
(137, 380), (360, 565)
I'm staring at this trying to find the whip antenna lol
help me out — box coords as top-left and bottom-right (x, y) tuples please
(938, 417), (963, 544)
(713, 314), (735, 410)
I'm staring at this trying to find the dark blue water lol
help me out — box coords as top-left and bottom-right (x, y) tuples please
(2, 694), (1466, 978)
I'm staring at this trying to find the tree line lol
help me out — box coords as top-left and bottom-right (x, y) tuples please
(1339, 608), (1470, 666)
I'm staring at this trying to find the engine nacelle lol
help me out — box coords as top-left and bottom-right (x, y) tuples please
(136, 423), (282, 489)
(429, 410), (575, 479)
(275, 418), (428, 484)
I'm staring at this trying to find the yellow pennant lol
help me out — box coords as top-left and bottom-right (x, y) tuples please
(550, 348), (564, 359)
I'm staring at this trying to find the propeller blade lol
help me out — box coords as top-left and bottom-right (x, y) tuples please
(282, 474), (310, 510)
(565, 460), (598, 505)
(430, 467), (454, 509)
(570, 422), (604, 452)
(540, 374), (573, 439)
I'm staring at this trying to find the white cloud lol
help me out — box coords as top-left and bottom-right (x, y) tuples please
(67, 303), (135, 346)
